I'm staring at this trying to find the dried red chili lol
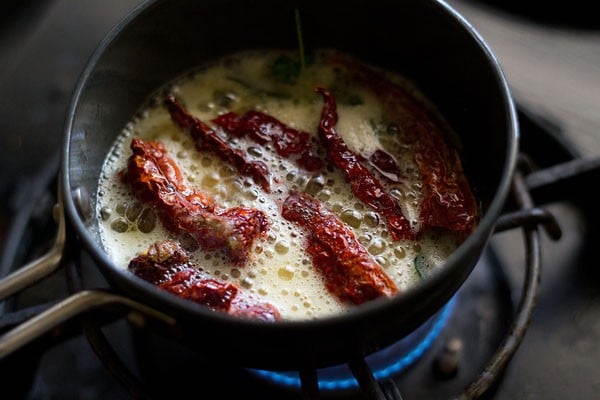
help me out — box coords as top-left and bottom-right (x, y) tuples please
(123, 138), (269, 265)
(282, 191), (398, 304)
(325, 55), (478, 234)
(315, 87), (415, 241)
(129, 240), (280, 321)
(164, 96), (272, 192)
(213, 111), (323, 171)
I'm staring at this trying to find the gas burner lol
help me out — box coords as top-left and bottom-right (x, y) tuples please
(249, 297), (456, 392)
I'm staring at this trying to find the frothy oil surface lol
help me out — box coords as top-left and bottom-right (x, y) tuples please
(97, 49), (462, 320)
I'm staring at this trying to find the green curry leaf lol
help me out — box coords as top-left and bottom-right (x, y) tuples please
(271, 55), (301, 85)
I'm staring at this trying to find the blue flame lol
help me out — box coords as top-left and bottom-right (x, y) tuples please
(249, 297), (456, 390)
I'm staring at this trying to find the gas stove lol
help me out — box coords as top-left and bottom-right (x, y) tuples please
(1, 1), (599, 399)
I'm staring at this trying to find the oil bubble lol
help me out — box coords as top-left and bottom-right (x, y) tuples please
(278, 267), (294, 281)
(100, 206), (112, 221)
(137, 208), (157, 233)
(364, 211), (379, 228)
(275, 242), (289, 255)
(394, 247), (406, 259)
(341, 209), (362, 228)
(110, 218), (129, 233)
(125, 202), (144, 222)
(368, 239), (386, 255)
(305, 175), (325, 195)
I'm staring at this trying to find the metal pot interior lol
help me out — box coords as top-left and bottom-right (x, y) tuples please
(62, 0), (517, 369)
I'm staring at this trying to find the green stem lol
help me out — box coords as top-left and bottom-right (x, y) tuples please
(295, 7), (306, 69)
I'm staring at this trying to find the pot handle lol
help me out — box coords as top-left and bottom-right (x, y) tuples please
(0, 187), (66, 301)
(494, 155), (600, 237)
(0, 289), (179, 359)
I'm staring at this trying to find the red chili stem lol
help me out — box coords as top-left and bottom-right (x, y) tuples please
(164, 96), (272, 192)
(129, 240), (280, 321)
(282, 191), (398, 304)
(315, 87), (415, 241)
(123, 138), (269, 265)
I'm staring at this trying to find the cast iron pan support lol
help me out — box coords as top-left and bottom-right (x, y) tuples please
(331, 155), (562, 400)
(451, 156), (559, 400)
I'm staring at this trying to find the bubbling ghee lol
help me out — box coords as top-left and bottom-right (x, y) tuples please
(96, 49), (468, 320)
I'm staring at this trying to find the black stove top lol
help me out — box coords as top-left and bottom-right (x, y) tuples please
(1, 1), (599, 399)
